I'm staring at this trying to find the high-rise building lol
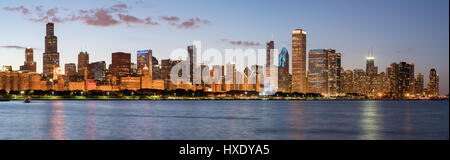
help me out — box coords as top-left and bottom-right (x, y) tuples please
(399, 62), (414, 97)
(307, 49), (328, 94)
(342, 70), (354, 94)
(42, 22), (60, 79)
(188, 45), (197, 84)
(366, 57), (377, 76)
(291, 29), (307, 93)
(110, 52), (131, 77)
(427, 68), (439, 96)
(278, 47), (289, 93)
(307, 49), (341, 95)
(65, 63), (77, 77)
(137, 49), (153, 76)
(387, 62), (414, 98)
(20, 47), (36, 73)
(415, 73), (424, 96)
(387, 63), (399, 98)
(266, 41), (274, 77)
(225, 62), (236, 91)
(88, 61), (106, 81)
(354, 69), (369, 95)
(327, 50), (341, 95)
(78, 51), (89, 77)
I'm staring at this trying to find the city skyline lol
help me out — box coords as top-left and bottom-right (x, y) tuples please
(0, 0), (448, 95)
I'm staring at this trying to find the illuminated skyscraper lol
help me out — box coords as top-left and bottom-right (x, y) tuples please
(42, 22), (60, 79)
(20, 47), (36, 73)
(78, 51), (89, 77)
(307, 49), (328, 94)
(415, 73), (424, 96)
(427, 68), (439, 96)
(278, 47), (289, 93)
(291, 29), (307, 93)
(307, 49), (341, 95)
(266, 41), (274, 77)
(188, 45), (197, 84)
(137, 49), (152, 76)
(388, 62), (414, 98)
(342, 70), (354, 94)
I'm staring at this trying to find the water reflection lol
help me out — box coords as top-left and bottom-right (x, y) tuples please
(50, 101), (65, 140)
(87, 101), (97, 139)
(359, 101), (382, 140)
(287, 102), (306, 139)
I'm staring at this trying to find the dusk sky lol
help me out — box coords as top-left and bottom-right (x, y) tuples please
(0, 0), (448, 94)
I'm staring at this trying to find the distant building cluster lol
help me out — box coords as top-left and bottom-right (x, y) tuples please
(0, 22), (441, 99)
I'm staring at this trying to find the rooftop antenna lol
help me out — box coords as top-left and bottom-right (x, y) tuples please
(272, 33), (274, 41)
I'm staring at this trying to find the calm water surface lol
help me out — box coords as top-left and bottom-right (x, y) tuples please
(0, 100), (448, 140)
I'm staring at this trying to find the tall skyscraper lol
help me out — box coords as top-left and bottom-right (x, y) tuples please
(427, 68), (439, 96)
(110, 52), (131, 77)
(415, 73), (424, 96)
(188, 45), (197, 84)
(291, 29), (307, 93)
(307, 49), (341, 95)
(307, 49), (328, 94)
(265, 41), (274, 77)
(78, 51), (89, 77)
(137, 49), (153, 77)
(42, 22), (60, 79)
(278, 47), (289, 93)
(20, 47), (36, 73)
(366, 50), (378, 76)
(388, 62), (414, 98)
(327, 50), (341, 95)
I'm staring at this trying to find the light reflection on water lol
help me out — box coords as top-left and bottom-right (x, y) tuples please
(0, 100), (448, 140)
(50, 101), (65, 140)
(359, 101), (382, 140)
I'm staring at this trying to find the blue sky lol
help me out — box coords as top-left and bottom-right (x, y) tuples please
(0, 0), (448, 94)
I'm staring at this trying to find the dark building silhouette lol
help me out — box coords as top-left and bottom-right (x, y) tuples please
(20, 47), (36, 72)
(78, 51), (89, 77)
(110, 52), (131, 77)
(42, 22), (60, 79)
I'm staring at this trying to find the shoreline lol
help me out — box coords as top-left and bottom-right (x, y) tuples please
(3, 97), (449, 101)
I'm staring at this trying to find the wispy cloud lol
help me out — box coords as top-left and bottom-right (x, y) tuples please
(0, 45), (40, 50)
(3, 4), (210, 29)
(220, 39), (261, 47)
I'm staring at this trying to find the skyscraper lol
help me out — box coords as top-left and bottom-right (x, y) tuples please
(266, 41), (274, 77)
(42, 22), (60, 79)
(342, 70), (354, 94)
(65, 63), (77, 77)
(291, 29), (307, 93)
(110, 52), (131, 77)
(78, 51), (89, 77)
(427, 68), (439, 96)
(327, 50), (341, 95)
(20, 47), (36, 73)
(388, 62), (414, 98)
(307, 49), (328, 94)
(188, 45), (197, 84)
(88, 61), (106, 81)
(137, 49), (153, 77)
(307, 49), (341, 95)
(415, 73), (424, 96)
(278, 47), (289, 93)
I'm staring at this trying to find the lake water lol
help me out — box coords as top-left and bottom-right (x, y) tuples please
(0, 100), (448, 140)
